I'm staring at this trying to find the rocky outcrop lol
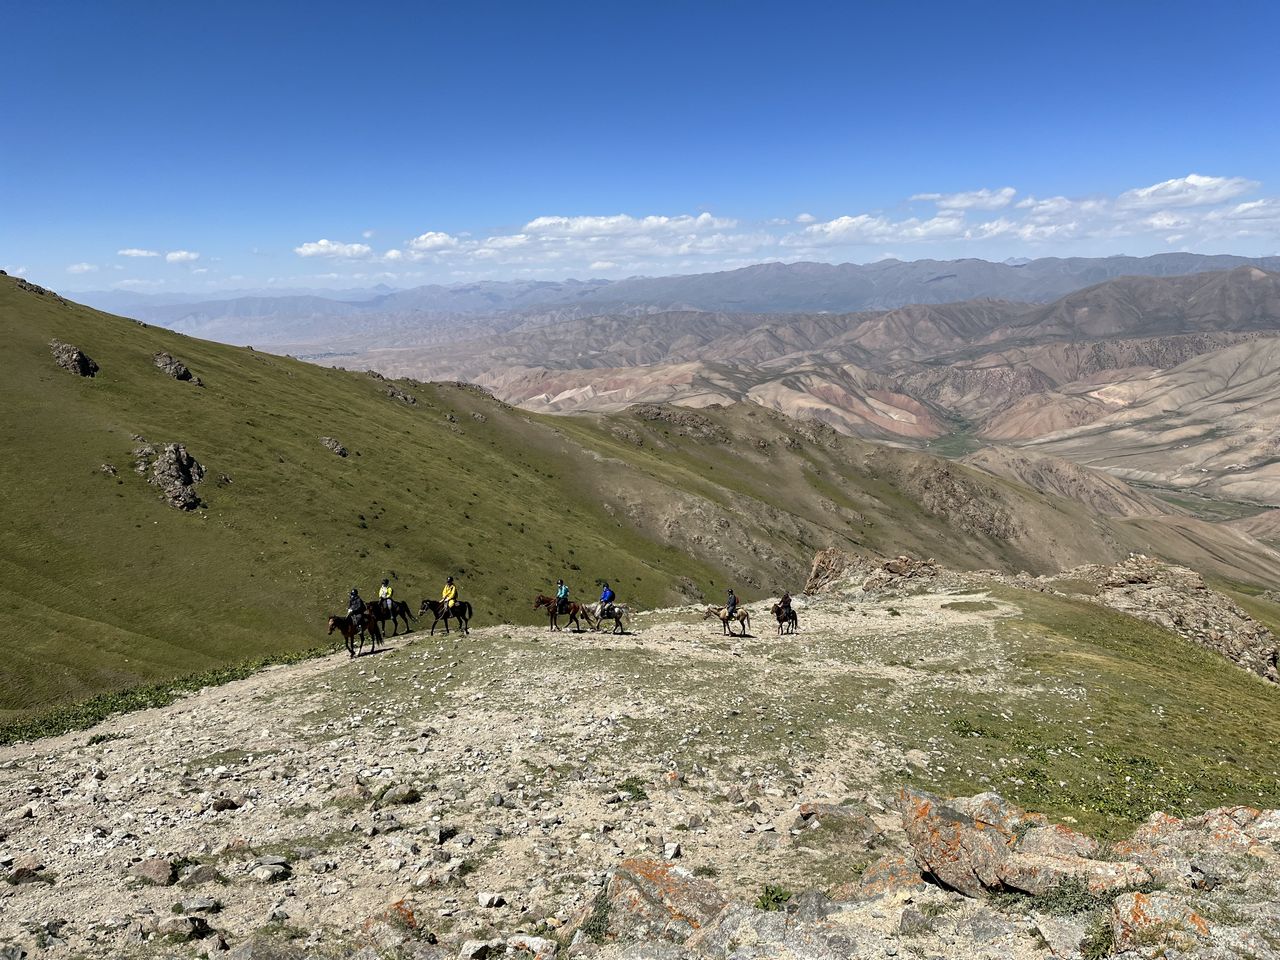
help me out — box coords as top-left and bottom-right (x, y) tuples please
(804, 550), (958, 596)
(49, 339), (98, 377)
(384, 384), (417, 404)
(149, 443), (205, 510)
(1056, 554), (1279, 682)
(132, 438), (205, 509)
(630, 405), (729, 443)
(563, 858), (728, 945)
(153, 351), (202, 386)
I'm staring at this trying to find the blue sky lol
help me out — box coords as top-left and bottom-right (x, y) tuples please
(3, 0), (1279, 293)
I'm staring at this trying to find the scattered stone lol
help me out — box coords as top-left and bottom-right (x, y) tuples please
(49, 338), (98, 377)
(320, 436), (348, 457)
(178, 863), (225, 887)
(378, 783), (421, 807)
(127, 857), (177, 886)
(476, 891), (505, 908)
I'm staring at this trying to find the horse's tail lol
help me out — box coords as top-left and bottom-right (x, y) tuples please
(404, 601), (417, 621)
(462, 601), (473, 620)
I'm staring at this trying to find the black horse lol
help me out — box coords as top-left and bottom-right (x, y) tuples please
(771, 602), (799, 635)
(419, 598), (473, 635)
(365, 599), (416, 636)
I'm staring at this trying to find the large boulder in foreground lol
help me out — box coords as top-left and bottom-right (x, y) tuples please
(899, 788), (1151, 897)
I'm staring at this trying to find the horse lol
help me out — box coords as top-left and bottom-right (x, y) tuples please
(534, 594), (587, 632)
(771, 602), (799, 635)
(703, 605), (751, 637)
(365, 599), (415, 637)
(419, 598), (473, 636)
(583, 601), (630, 634)
(327, 613), (383, 658)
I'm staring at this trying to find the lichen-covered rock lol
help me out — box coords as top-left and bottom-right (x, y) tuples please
(385, 384), (416, 404)
(899, 788), (1016, 896)
(900, 788), (1151, 897)
(320, 436), (348, 457)
(1110, 891), (1211, 951)
(567, 858), (728, 944)
(50, 339), (98, 377)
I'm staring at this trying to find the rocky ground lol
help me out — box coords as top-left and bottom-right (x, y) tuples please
(3, 585), (1280, 960)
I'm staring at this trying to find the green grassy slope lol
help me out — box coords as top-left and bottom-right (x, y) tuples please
(4, 274), (1279, 718)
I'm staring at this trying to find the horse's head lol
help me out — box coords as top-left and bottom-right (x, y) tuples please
(702, 607), (717, 620)
(534, 595), (550, 610)
(419, 599), (431, 615)
(326, 615), (338, 634)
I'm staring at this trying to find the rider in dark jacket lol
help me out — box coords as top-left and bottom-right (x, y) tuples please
(726, 588), (738, 618)
(556, 579), (569, 614)
(348, 588), (365, 626)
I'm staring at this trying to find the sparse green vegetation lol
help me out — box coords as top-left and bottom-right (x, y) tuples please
(754, 883), (793, 911)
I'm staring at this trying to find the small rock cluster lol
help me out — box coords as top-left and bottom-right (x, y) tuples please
(320, 436), (349, 457)
(385, 384), (417, 404)
(153, 351), (202, 386)
(49, 339), (98, 377)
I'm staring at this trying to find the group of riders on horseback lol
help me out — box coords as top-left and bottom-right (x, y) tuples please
(328, 573), (798, 658)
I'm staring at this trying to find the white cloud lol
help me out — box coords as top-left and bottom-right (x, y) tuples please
(1117, 174), (1258, 209)
(362, 229), (375, 239)
(589, 260), (618, 271)
(118, 248), (159, 258)
(112, 278), (165, 288)
(165, 250), (201, 263)
(792, 213), (966, 246)
(67, 262), (98, 274)
(523, 212), (736, 237)
(293, 239), (373, 259)
(3, 265), (28, 276)
(913, 186), (1016, 210)
(407, 231), (458, 251)
(383, 249), (404, 261)
(794, 212), (817, 223)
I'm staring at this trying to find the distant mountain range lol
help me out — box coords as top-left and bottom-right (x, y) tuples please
(79, 253), (1280, 347)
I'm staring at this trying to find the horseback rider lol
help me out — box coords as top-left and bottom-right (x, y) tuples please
(726, 588), (738, 619)
(599, 581), (615, 617)
(441, 575), (458, 613)
(780, 590), (792, 614)
(379, 578), (394, 614)
(556, 579), (569, 615)
(348, 587), (365, 627)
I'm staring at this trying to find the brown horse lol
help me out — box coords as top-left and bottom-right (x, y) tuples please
(419, 598), (473, 636)
(327, 613), (383, 658)
(771, 602), (799, 635)
(703, 605), (751, 637)
(534, 594), (587, 632)
(365, 599), (415, 636)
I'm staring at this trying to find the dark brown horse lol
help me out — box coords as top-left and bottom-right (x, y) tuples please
(365, 599), (415, 636)
(771, 602), (799, 635)
(327, 613), (383, 658)
(534, 594), (587, 632)
(419, 598), (473, 636)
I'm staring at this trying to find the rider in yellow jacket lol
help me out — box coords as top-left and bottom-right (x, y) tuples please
(441, 576), (457, 610)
